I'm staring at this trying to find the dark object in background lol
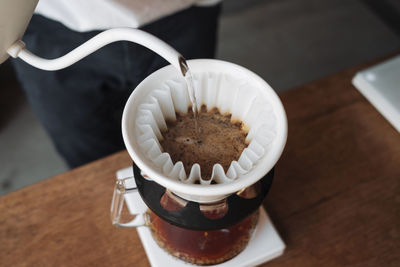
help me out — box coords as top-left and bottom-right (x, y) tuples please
(362, 0), (400, 36)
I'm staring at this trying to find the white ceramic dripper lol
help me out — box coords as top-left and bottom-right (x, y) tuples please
(121, 59), (288, 204)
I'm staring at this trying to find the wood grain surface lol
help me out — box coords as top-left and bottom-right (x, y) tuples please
(1, 57), (399, 267)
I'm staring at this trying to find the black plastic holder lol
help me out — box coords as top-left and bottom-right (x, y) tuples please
(133, 162), (274, 231)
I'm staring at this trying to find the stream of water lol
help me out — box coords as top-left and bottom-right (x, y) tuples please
(180, 58), (200, 133)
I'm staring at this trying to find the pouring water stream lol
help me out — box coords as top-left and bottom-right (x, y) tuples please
(179, 57), (200, 133)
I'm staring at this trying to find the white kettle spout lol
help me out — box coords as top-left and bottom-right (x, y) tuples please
(8, 28), (187, 76)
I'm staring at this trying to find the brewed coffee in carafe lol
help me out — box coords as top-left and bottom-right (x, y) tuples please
(149, 190), (260, 265)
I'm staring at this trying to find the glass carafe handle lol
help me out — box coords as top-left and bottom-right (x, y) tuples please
(110, 175), (148, 228)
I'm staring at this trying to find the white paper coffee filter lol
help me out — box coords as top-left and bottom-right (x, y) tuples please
(134, 71), (277, 185)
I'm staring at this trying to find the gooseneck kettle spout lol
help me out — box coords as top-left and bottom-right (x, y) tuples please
(7, 28), (188, 76)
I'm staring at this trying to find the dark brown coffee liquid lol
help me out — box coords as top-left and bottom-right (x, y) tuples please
(149, 207), (259, 265)
(159, 105), (248, 180)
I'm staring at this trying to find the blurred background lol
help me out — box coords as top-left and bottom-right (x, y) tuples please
(1, 0), (400, 195)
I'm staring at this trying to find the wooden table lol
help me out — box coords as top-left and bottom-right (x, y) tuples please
(1, 57), (400, 267)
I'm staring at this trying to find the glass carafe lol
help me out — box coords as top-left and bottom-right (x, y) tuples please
(111, 172), (266, 265)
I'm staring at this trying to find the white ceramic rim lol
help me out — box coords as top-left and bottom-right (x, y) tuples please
(122, 59), (287, 198)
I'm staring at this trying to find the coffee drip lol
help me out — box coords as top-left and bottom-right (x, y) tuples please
(114, 59), (287, 265)
(0, 11), (289, 263)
